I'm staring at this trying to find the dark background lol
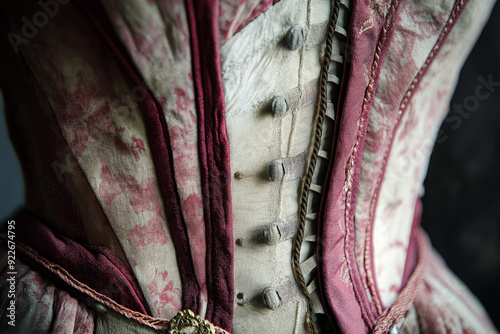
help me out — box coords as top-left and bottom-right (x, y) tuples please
(1, 2), (499, 329)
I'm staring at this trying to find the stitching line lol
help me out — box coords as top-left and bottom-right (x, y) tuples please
(366, 0), (467, 326)
(343, 0), (400, 326)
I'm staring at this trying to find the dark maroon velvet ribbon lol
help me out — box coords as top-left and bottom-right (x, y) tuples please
(185, 0), (234, 329)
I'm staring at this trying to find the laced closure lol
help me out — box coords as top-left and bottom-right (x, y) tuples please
(291, 0), (351, 332)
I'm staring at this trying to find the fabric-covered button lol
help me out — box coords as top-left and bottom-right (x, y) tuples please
(271, 95), (288, 117)
(286, 25), (305, 51)
(268, 159), (285, 182)
(263, 223), (281, 245)
(262, 287), (281, 310)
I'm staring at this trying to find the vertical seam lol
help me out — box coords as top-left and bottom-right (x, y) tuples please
(366, 0), (468, 325)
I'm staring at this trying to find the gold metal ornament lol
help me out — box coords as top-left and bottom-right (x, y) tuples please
(168, 309), (215, 334)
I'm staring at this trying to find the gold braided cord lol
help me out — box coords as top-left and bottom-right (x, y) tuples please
(291, 0), (341, 333)
(15, 243), (229, 334)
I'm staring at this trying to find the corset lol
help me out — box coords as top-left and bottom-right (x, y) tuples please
(0, 0), (497, 333)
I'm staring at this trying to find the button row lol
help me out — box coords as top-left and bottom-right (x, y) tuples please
(237, 21), (324, 315)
